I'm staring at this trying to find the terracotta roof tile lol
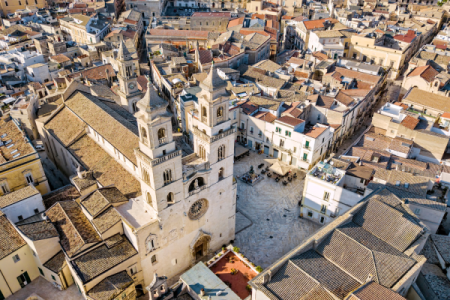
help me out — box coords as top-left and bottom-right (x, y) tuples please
(253, 111), (277, 123)
(276, 115), (304, 126)
(407, 65), (438, 82)
(400, 115), (419, 130)
(0, 214), (26, 260)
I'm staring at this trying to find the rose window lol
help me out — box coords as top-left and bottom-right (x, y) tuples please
(188, 199), (208, 220)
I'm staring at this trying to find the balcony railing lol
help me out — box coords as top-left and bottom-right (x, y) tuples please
(201, 116), (207, 123)
(273, 143), (292, 154)
(159, 137), (166, 145)
(193, 126), (236, 143)
(188, 185), (207, 196)
(304, 145), (310, 150)
(151, 150), (182, 167)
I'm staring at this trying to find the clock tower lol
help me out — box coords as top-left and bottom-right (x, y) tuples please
(117, 40), (142, 113)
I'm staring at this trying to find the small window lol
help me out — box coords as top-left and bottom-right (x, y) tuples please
(38, 267), (44, 276)
(323, 192), (330, 201)
(307, 211), (313, 218)
(320, 205), (327, 214)
(396, 181), (400, 186)
(18, 215), (23, 221)
(51, 275), (56, 281)
(360, 178), (365, 184)
(414, 208), (420, 215)
(320, 216), (325, 223)
(130, 265), (138, 275)
(404, 183), (409, 188)
(34, 208), (39, 214)
(365, 136), (375, 142)
(12, 254), (20, 263)
(151, 255), (157, 264)
(25, 173), (34, 184)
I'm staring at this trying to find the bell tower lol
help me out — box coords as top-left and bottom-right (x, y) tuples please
(134, 81), (183, 215)
(117, 40), (142, 113)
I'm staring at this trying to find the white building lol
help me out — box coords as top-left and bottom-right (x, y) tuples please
(308, 30), (345, 59)
(26, 63), (51, 84)
(301, 158), (372, 224)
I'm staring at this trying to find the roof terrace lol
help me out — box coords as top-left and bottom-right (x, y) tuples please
(309, 161), (345, 185)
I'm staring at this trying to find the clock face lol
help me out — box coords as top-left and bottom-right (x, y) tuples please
(128, 83), (135, 90)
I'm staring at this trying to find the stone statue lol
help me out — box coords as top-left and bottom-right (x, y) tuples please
(194, 179), (199, 189)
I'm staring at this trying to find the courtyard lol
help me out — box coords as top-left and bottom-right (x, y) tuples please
(233, 150), (321, 268)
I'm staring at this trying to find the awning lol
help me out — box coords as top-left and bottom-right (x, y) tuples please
(234, 144), (249, 158)
(269, 161), (291, 176)
(2, 97), (15, 105)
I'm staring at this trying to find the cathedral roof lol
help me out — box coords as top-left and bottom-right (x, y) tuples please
(200, 63), (227, 93)
(117, 39), (132, 61)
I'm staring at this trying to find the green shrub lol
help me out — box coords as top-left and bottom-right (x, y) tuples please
(256, 266), (263, 273)
(233, 246), (240, 253)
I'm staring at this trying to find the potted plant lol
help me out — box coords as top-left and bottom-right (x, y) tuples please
(256, 266), (263, 273)
(222, 247), (226, 253)
(230, 268), (238, 275)
(233, 246), (240, 253)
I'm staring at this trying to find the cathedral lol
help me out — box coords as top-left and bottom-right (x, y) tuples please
(37, 52), (237, 295)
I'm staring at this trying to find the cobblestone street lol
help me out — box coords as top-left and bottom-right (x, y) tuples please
(233, 151), (321, 268)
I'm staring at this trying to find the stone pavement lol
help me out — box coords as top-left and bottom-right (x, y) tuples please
(233, 151), (321, 268)
(7, 277), (83, 300)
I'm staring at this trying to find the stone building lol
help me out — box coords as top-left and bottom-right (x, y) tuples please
(36, 63), (236, 295)
(0, 117), (49, 196)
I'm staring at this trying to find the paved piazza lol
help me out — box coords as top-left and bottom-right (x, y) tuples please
(233, 150), (322, 268)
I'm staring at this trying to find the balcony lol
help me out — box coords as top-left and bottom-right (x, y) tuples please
(202, 116), (207, 123)
(303, 145), (310, 150)
(148, 149), (182, 167)
(159, 137), (166, 145)
(193, 126), (236, 143)
(189, 184), (207, 196)
(272, 144), (292, 154)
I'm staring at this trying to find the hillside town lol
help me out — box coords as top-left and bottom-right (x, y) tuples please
(0, 0), (449, 299)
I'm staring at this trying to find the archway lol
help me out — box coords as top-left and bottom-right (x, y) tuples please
(190, 231), (211, 261)
(189, 177), (205, 192)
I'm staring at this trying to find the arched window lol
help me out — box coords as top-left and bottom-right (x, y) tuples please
(219, 167), (224, 180)
(141, 127), (148, 144)
(189, 177), (205, 192)
(217, 107), (223, 117)
(151, 255), (157, 264)
(199, 145), (206, 160)
(167, 192), (174, 204)
(202, 106), (207, 117)
(218, 145), (225, 161)
(158, 128), (165, 139)
(146, 192), (152, 207)
(163, 169), (172, 185)
(142, 167), (150, 184)
(132, 102), (138, 112)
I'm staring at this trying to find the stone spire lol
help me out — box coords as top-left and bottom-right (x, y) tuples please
(200, 61), (227, 93)
(137, 81), (168, 114)
(117, 39), (132, 61)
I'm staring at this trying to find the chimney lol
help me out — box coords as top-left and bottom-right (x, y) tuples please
(77, 166), (83, 179)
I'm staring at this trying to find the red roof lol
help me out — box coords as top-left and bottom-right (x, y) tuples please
(400, 115), (419, 130)
(303, 18), (336, 30)
(407, 65), (438, 82)
(441, 112), (450, 119)
(276, 116), (304, 126)
(240, 29), (276, 41)
(228, 17), (244, 28)
(393, 30), (416, 43)
(254, 111), (277, 123)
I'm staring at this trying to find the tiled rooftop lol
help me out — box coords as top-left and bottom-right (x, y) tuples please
(47, 200), (102, 258)
(0, 185), (39, 209)
(0, 214), (26, 260)
(71, 234), (137, 283)
(17, 220), (58, 241)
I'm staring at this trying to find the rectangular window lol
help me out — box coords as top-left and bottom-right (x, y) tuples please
(13, 254), (20, 263)
(303, 153), (308, 161)
(414, 208), (421, 215)
(51, 275), (56, 281)
(130, 265), (138, 275)
(305, 141), (310, 148)
(293, 147), (297, 153)
(25, 173), (34, 184)
(32, 250), (36, 257)
(38, 268), (44, 276)
(320, 205), (327, 214)
(307, 211), (313, 217)
(323, 192), (330, 201)
(0, 182), (9, 194)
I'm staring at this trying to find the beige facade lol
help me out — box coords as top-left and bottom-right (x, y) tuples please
(0, 0), (46, 16)
(349, 34), (406, 79)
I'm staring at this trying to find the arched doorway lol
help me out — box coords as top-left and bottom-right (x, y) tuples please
(190, 231), (211, 261)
